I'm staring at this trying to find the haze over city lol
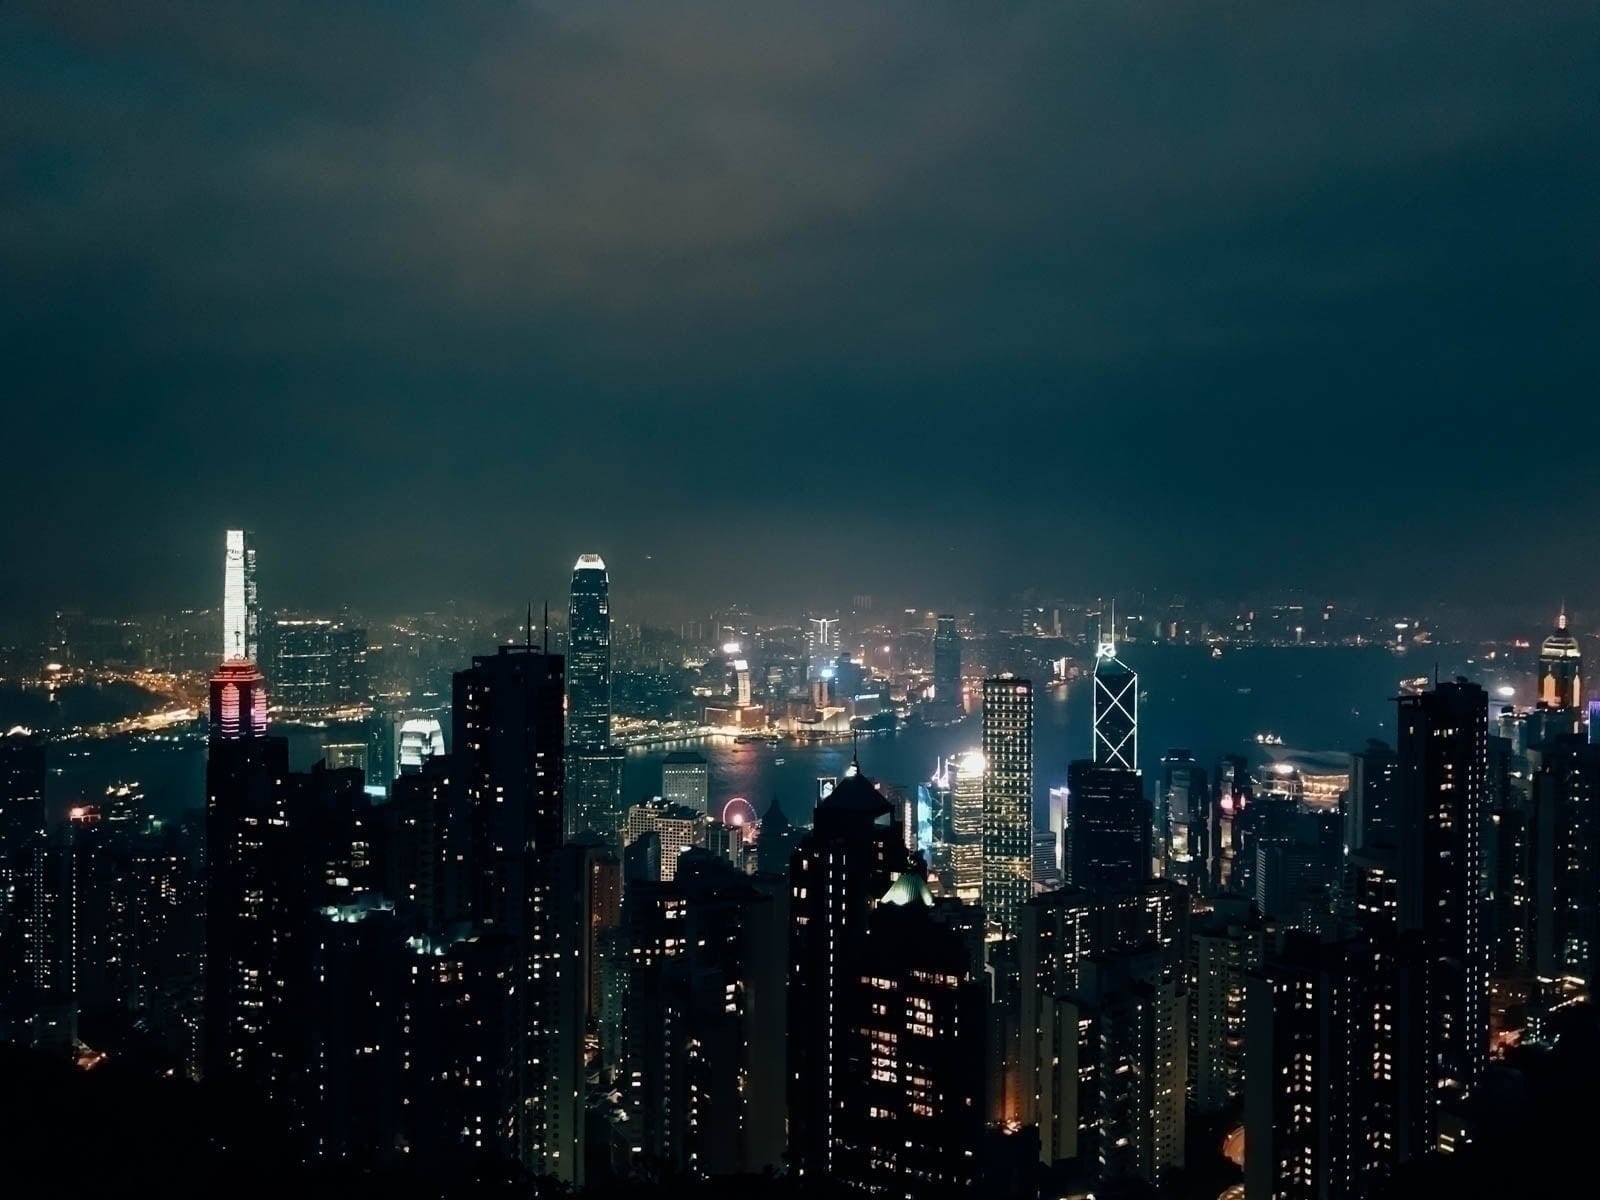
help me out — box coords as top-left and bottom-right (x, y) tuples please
(4, 6), (1600, 1200)
(4, 2), (1599, 619)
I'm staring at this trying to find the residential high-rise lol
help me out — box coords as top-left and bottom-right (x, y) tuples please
(787, 758), (913, 1181)
(620, 797), (706, 882)
(842, 870), (986, 1195)
(451, 640), (582, 1183)
(1538, 608), (1583, 711)
(567, 554), (612, 749)
(1529, 733), (1600, 994)
(1065, 759), (1149, 892)
(1187, 898), (1266, 1114)
(0, 729), (49, 1011)
(623, 850), (786, 1177)
(982, 675), (1034, 937)
(1396, 677), (1489, 1121)
(1245, 931), (1389, 1200)
(1345, 739), (1398, 856)
(1092, 629), (1138, 771)
(1017, 881), (1188, 1187)
(933, 614), (962, 707)
(222, 529), (259, 661)
(661, 751), (710, 814)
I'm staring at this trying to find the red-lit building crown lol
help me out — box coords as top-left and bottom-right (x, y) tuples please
(210, 657), (269, 739)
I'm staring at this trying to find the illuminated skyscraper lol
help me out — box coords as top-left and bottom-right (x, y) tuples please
(933, 614), (962, 706)
(1396, 677), (1488, 1126)
(222, 529), (259, 661)
(661, 751), (710, 814)
(806, 615), (840, 678)
(568, 555), (622, 842)
(1158, 749), (1207, 887)
(982, 675), (1034, 938)
(1092, 628), (1138, 770)
(1538, 608), (1582, 710)
(950, 751), (984, 902)
(568, 554), (612, 748)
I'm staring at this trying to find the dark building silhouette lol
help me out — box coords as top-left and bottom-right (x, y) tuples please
(843, 870), (986, 1195)
(787, 759), (913, 1181)
(623, 849), (786, 1177)
(203, 659), (300, 1111)
(933, 614), (962, 708)
(451, 640), (582, 1183)
(1245, 931), (1388, 1200)
(1396, 678), (1489, 1136)
(1530, 734), (1600, 1000)
(1017, 881), (1188, 1190)
(1065, 760), (1149, 893)
(1, 729), (50, 1030)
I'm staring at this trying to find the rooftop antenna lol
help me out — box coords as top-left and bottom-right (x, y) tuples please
(543, 602), (550, 654)
(526, 602), (534, 649)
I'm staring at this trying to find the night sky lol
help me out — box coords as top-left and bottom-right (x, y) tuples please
(3, 2), (1598, 619)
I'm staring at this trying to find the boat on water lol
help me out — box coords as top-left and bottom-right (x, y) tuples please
(732, 733), (780, 745)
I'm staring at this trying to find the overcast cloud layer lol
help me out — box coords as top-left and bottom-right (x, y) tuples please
(3, 2), (1597, 618)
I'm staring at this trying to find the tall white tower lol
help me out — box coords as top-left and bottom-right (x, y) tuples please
(222, 529), (259, 660)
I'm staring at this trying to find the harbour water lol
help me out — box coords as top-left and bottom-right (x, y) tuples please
(42, 644), (1525, 827)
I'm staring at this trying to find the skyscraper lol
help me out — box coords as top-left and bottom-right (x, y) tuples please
(204, 658), (298, 1106)
(1065, 759), (1149, 892)
(843, 871), (986, 1194)
(950, 750), (984, 902)
(1396, 677), (1488, 1120)
(222, 529), (259, 661)
(568, 555), (622, 842)
(1158, 749), (1207, 887)
(1018, 881), (1188, 1186)
(623, 850), (786, 1177)
(452, 640), (583, 1183)
(661, 751), (710, 814)
(1244, 931), (1389, 1200)
(806, 615), (840, 678)
(982, 675), (1034, 938)
(1092, 626), (1138, 771)
(933, 614), (962, 707)
(0, 728), (49, 1011)
(1538, 608), (1583, 710)
(787, 758), (913, 1180)
(567, 554), (612, 748)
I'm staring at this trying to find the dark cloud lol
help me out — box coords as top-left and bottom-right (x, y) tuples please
(2, 2), (1597, 618)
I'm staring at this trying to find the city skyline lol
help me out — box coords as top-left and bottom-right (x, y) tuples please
(5, 5), (1600, 1197)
